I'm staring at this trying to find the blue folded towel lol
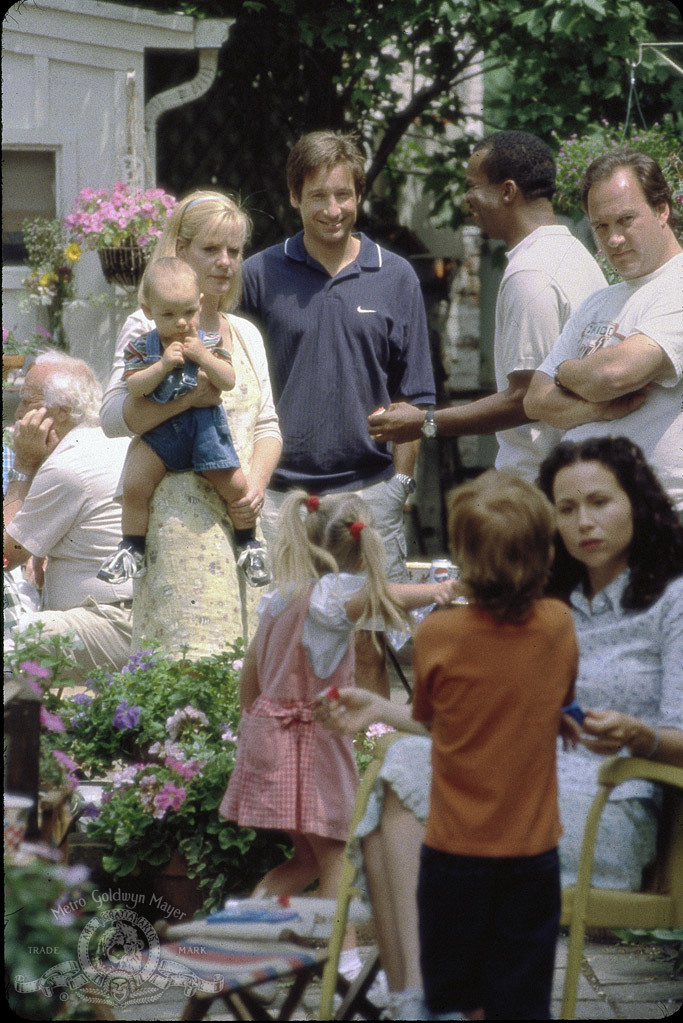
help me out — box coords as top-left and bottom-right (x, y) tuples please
(207, 906), (301, 925)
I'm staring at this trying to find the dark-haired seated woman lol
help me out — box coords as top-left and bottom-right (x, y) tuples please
(537, 435), (683, 887)
(321, 437), (683, 1019)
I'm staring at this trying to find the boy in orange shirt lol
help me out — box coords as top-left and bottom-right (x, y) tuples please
(413, 470), (578, 1020)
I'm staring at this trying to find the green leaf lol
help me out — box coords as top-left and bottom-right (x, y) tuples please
(583, 0), (607, 15)
(115, 851), (140, 877)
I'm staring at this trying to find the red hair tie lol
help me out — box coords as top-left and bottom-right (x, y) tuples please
(306, 495), (320, 512)
(350, 521), (365, 540)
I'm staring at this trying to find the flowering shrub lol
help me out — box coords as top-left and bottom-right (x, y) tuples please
(20, 218), (82, 349)
(552, 116), (682, 284)
(8, 630), (390, 915)
(2, 324), (53, 359)
(8, 633), (291, 913)
(553, 117), (682, 231)
(5, 859), (96, 1019)
(65, 182), (177, 257)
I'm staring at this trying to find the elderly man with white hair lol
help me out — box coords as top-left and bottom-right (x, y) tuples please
(3, 350), (133, 676)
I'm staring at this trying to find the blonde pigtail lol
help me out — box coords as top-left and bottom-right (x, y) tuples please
(323, 495), (409, 635)
(272, 490), (337, 599)
(355, 524), (410, 634)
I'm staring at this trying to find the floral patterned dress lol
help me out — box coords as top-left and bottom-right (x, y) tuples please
(131, 318), (264, 658)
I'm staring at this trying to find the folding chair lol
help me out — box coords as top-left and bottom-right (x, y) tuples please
(319, 731), (402, 1021)
(560, 756), (683, 1019)
(154, 732), (401, 1021)
(151, 936), (329, 1021)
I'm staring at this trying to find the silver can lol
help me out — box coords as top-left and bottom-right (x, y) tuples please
(429, 558), (454, 583)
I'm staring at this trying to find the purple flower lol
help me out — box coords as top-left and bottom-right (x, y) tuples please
(53, 749), (78, 773)
(72, 692), (92, 705)
(20, 660), (51, 679)
(112, 700), (141, 731)
(40, 706), (66, 732)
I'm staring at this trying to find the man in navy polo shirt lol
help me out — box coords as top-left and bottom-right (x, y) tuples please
(241, 130), (435, 696)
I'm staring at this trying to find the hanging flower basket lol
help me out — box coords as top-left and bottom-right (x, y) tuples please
(98, 243), (148, 288)
(66, 182), (177, 288)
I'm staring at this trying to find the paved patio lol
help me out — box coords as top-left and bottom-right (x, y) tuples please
(85, 933), (683, 1019)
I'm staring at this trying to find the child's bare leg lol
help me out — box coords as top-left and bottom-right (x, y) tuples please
(121, 443), (167, 536)
(307, 834), (356, 951)
(362, 828), (405, 991)
(201, 467), (249, 509)
(251, 833), (319, 898)
(375, 787), (424, 990)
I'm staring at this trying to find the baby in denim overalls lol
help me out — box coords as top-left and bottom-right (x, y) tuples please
(98, 258), (269, 587)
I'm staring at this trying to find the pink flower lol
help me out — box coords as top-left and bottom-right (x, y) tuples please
(40, 706), (66, 732)
(152, 781), (186, 818)
(366, 722), (396, 738)
(20, 660), (52, 679)
(165, 756), (204, 782)
(111, 764), (139, 789)
(52, 749), (78, 773)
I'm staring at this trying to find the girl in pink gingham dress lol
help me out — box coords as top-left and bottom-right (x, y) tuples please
(220, 489), (454, 902)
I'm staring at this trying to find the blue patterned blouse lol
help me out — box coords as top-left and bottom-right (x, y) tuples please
(558, 571), (683, 802)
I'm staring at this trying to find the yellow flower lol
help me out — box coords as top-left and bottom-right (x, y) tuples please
(64, 243), (81, 263)
(39, 272), (58, 288)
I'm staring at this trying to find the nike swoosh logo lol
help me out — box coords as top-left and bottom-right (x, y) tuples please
(357, 306), (376, 313)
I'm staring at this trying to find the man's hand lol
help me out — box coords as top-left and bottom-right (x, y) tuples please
(596, 389), (649, 421)
(13, 407), (60, 473)
(368, 403), (424, 444)
(525, 371), (650, 431)
(161, 341), (186, 371)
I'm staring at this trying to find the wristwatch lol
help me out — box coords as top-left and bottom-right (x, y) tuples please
(553, 361), (570, 393)
(7, 469), (33, 483)
(421, 409), (437, 439)
(395, 473), (416, 494)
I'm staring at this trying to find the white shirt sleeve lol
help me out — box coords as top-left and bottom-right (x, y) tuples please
(536, 305), (585, 379)
(497, 270), (569, 380)
(229, 314), (281, 445)
(7, 457), (84, 558)
(100, 309), (154, 438)
(304, 573), (367, 679)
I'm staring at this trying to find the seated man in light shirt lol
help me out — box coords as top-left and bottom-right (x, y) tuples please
(3, 351), (134, 677)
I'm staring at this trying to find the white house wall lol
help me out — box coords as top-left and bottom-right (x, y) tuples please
(2, 0), (210, 384)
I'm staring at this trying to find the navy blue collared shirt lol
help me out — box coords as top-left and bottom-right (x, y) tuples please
(241, 231), (435, 491)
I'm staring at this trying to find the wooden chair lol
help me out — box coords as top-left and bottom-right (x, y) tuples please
(318, 731), (402, 1021)
(560, 756), (683, 1019)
